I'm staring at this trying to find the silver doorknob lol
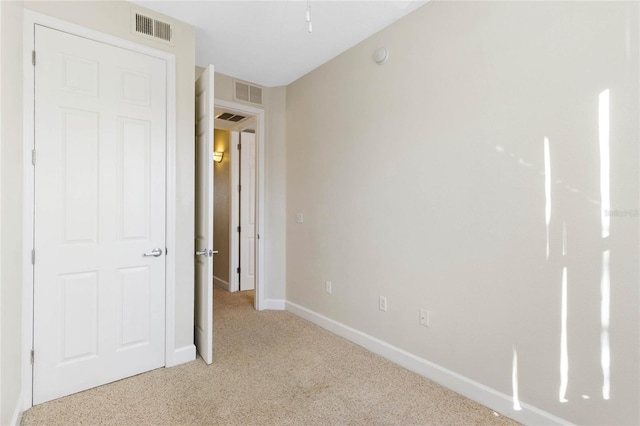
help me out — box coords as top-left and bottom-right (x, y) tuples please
(143, 248), (163, 257)
(195, 249), (219, 257)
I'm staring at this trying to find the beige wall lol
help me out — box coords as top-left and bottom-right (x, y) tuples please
(213, 129), (231, 284)
(1, 1), (24, 424)
(263, 85), (287, 300)
(286, 2), (638, 425)
(213, 71), (233, 102)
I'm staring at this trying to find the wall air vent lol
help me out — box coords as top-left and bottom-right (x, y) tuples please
(234, 80), (263, 106)
(131, 10), (174, 46)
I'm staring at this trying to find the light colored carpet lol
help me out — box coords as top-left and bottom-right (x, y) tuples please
(22, 287), (519, 425)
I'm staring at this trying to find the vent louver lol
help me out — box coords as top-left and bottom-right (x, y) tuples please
(234, 80), (263, 106)
(215, 112), (247, 123)
(154, 20), (172, 42)
(249, 85), (263, 105)
(135, 14), (154, 37)
(132, 10), (174, 45)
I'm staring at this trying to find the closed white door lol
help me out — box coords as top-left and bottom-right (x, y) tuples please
(33, 25), (167, 404)
(194, 65), (214, 364)
(240, 131), (256, 291)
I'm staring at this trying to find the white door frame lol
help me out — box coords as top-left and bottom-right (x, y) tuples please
(214, 98), (266, 311)
(22, 10), (177, 410)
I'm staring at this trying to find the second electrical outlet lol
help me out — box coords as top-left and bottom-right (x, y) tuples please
(379, 296), (387, 312)
(419, 309), (430, 327)
(325, 281), (332, 294)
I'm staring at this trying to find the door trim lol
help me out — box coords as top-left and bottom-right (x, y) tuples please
(22, 10), (177, 409)
(214, 98), (266, 311)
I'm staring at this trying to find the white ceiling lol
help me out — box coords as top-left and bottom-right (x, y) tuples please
(131, 1), (428, 87)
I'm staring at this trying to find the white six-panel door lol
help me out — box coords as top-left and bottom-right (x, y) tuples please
(240, 131), (256, 291)
(33, 25), (167, 404)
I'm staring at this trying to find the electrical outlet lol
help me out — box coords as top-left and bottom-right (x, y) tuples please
(419, 309), (430, 327)
(379, 296), (387, 312)
(296, 212), (304, 223)
(325, 281), (332, 294)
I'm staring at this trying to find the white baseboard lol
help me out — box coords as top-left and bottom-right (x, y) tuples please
(213, 275), (229, 291)
(263, 299), (286, 310)
(11, 395), (23, 426)
(285, 301), (571, 426)
(167, 344), (196, 367)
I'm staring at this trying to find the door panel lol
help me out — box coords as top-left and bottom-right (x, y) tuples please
(117, 266), (151, 348)
(59, 272), (99, 363)
(194, 65), (214, 365)
(240, 132), (256, 291)
(33, 25), (167, 404)
(61, 109), (99, 243)
(118, 118), (151, 240)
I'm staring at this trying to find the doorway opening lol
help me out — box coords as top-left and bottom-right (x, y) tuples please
(212, 99), (265, 310)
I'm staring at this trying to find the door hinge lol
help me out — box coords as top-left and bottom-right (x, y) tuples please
(31, 349), (35, 365)
(237, 144), (241, 150)
(236, 267), (240, 274)
(237, 185), (241, 192)
(32, 50), (36, 66)
(31, 249), (35, 265)
(237, 226), (241, 233)
(32, 149), (36, 166)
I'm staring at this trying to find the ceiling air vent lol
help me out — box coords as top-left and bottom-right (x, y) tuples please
(131, 10), (174, 45)
(215, 112), (247, 123)
(234, 80), (263, 106)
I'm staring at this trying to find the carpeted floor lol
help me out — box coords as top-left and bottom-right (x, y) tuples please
(22, 287), (519, 425)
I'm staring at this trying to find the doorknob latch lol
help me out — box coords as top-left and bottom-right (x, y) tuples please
(143, 248), (163, 257)
(195, 249), (219, 257)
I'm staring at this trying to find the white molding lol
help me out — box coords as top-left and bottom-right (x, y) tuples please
(21, 10), (36, 412)
(213, 275), (230, 291)
(22, 9), (178, 406)
(168, 345), (196, 367)
(0, 2), (2, 421)
(263, 299), (286, 310)
(163, 25), (178, 382)
(285, 301), (572, 426)
(255, 111), (266, 311)
(11, 395), (23, 426)
(214, 98), (266, 310)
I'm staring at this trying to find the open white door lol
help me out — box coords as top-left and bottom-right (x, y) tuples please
(240, 131), (256, 291)
(194, 65), (214, 364)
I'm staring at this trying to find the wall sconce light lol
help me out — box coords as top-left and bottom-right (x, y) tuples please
(213, 151), (224, 163)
